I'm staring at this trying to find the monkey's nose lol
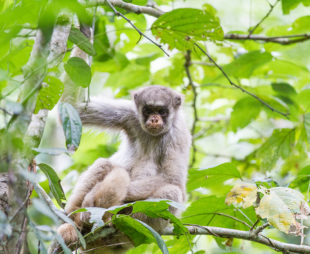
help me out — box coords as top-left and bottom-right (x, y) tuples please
(151, 118), (159, 124)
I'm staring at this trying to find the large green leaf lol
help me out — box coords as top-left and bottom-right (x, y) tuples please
(223, 51), (272, 78)
(34, 76), (64, 113)
(257, 129), (295, 171)
(38, 163), (66, 208)
(64, 57), (91, 88)
(69, 27), (96, 56)
(182, 196), (256, 230)
(113, 216), (154, 246)
(58, 102), (82, 151)
(135, 219), (168, 254)
(281, 0), (310, 14)
(187, 163), (241, 192)
(230, 97), (261, 132)
(151, 6), (223, 50)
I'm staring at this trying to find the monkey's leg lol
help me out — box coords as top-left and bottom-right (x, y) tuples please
(80, 167), (130, 223)
(65, 158), (113, 220)
(52, 159), (113, 252)
(133, 184), (183, 233)
(93, 167), (130, 208)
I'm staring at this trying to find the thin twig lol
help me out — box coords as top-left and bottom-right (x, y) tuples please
(248, 0), (280, 35)
(224, 33), (310, 45)
(182, 212), (252, 228)
(252, 222), (270, 235)
(194, 42), (289, 118)
(105, 0), (169, 56)
(250, 218), (260, 231)
(184, 50), (198, 167)
(9, 187), (33, 222)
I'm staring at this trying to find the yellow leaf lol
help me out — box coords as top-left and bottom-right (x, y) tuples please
(225, 182), (257, 208)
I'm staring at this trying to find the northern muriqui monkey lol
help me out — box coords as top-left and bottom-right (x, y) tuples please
(55, 85), (191, 252)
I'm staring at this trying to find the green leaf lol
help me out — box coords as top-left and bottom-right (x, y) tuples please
(68, 27), (96, 56)
(135, 219), (169, 254)
(58, 102), (82, 151)
(105, 64), (150, 89)
(257, 129), (295, 171)
(64, 57), (91, 88)
(281, 0), (310, 14)
(304, 113), (310, 144)
(38, 163), (66, 208)
(230, 97), (261, 132)
(290, 165), (310, 192)
(223, 51), (272, 78)
(34, 76), (64, 113)
(272, 82), (297, 98)
(113, 216), (154, 246)
(187, 163), (241, 192)
(182, 196), (256, 230)
(132, 199), (187, 235)
(151, 7), (223, 51)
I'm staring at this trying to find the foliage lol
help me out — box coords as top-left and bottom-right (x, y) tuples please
(0, 0), (310, 253)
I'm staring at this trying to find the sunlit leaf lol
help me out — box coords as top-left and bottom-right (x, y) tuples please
(64, 57), (91, 88)
(256, 187), (309, 235)
(34, 76), (64, 113)
(187, 163), (241, 192)
(257, 129), (295, 171)
(230, 97), (261, 132)
(151, 7), (223, 50)
(226, 182), (257, 208)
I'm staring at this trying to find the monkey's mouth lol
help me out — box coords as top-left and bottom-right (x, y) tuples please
(145, 125), (164, 135)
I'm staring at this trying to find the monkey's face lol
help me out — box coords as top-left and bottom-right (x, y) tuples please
(141, 105), (170, 136)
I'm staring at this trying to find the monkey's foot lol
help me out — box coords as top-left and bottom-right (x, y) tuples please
(57, 223), (78, 245)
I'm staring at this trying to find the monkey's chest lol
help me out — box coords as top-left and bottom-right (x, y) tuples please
(129, 159), (159, 178)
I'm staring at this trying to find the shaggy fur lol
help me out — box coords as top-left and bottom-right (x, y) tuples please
(56, 86), (191, 253)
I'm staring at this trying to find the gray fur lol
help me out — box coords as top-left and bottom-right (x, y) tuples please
(56, 86), (191, 253)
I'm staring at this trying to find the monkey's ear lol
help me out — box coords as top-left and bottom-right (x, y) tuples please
(173, 94), (183, 107)
(131, 91), (138, 104)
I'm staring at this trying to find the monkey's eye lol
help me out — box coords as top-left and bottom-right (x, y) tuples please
(142, 107), (153, 115)
(158, 108), (169, 116)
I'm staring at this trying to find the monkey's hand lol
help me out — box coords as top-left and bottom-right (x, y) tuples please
(125, 176), (163, 202)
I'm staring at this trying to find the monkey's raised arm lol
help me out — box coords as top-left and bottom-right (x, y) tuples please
(78, 98), (138, 132)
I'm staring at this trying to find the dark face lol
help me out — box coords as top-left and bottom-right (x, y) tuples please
(142, 105), (169, 135)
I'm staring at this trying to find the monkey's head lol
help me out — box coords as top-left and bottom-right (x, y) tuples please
(133, 86), (183, 136)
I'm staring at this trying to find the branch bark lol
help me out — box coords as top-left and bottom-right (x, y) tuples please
(86, 0), (164, 18)
(164, 225), (310, 253)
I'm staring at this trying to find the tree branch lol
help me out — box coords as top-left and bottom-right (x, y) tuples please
(86, 0), (164, 18)
(87, 0), (310, 46)
(194, 42), (289, 118)
(224, 33), (310, 45)
(164, 225), (310, 253)
(248, 0), (280, 35)
(184, 50), (198, 167)
(105, 0), (169, 56)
